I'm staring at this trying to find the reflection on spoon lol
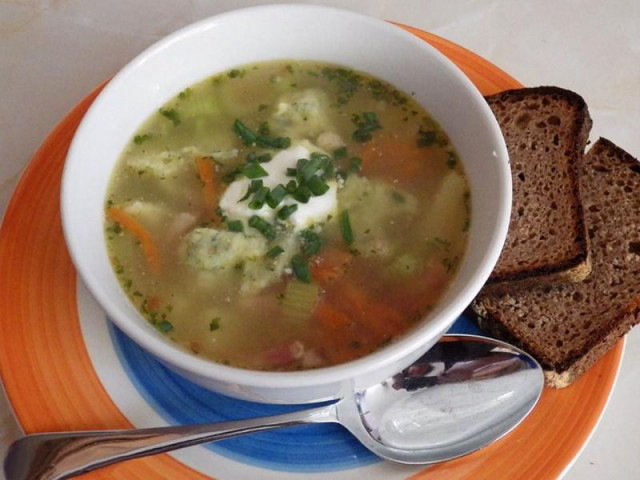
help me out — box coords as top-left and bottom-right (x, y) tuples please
(3, 334), (544, 480)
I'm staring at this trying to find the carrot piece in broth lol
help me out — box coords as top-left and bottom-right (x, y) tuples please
(310, 248), (353, 284)
(195, 155), (217, 218)
(107, 206), (161, 274)
(359, 133), (429, 184)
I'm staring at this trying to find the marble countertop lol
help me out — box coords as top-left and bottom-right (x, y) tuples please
(1, 1), (639, 479)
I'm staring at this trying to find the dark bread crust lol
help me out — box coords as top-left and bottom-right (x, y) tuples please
(484, 86), (592, 292)
(472, 138), (640, 387)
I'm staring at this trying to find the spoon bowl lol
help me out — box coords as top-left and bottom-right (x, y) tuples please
(4, 334), (544, 480)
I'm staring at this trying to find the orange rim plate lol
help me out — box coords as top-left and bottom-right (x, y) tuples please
(0, 24), (624, 480)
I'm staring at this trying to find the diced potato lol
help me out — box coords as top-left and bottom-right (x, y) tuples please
(421, 171), (469, 241)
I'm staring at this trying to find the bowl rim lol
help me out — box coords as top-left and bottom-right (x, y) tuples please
(61, 3), (511, 393)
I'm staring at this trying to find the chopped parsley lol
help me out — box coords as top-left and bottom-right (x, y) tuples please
(159, 108), (181, 126)
(209, 317), (221, 331)
(352, 112), (381, 142)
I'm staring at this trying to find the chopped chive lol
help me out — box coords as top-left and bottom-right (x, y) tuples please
(226, 220), (244, 232)
(306, 175), (330, 196)
(248, 215), (276, 240)
(266, 245), (285, 259)
(222, 168), (241, 184)
(233, 119), (257, 145)
(277, 204), (298, 220)
(292, 185), (311, 203)
(339, 210), (354, 246)
(267, 184), (287, 208)
(258, 121), (270, 136)
(242, 162), (268, 179)
(297, 157), (321, 182)
(286, 167), (298, 177)
(249, 186), (270, 210)
(246, 152), (272, 164)
(291, 254), (311, 283)
(239, 179), (263, 202)
(285, 179), (298, 193)
(333, 146), (347, 159)
(296, 157), (309, 170)
(233, 119), (290, 149)
(256, 135), (291, 149)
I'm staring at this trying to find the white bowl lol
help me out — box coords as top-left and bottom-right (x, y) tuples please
(61, 5), (511, 404)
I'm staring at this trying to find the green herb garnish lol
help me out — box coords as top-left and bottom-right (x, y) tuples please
(339, 210), (354, 246)
(159, 108), (181, 126)
(277, 204), (298, 220)
(291, 254), (311, 283)
(209, 317), (221, 331)
(333, 146), (347, 159)
(226, 220), (244, 232)
(239, 179), (263, 202)
(248, 186), (270, 210)
(233, 119), (291, 149)
(248, 215), (276, 240)
(133, 133), (152, 145)
(266, 245), (285, 259)
(352, 112), (381, 142)
(417, 128), (437, 147)
(299, 229), (323, 256)
(306, 175), (330, 196)
(156, 320), (174, 333)
(266, 184), (287, 208)
(242, 162), (268, 179)
(348, 157), (362, 173)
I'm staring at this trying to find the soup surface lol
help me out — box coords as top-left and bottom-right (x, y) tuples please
(105, 60), (470, 371)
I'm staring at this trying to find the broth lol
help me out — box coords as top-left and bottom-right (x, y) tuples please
(105, 60), (470, 371)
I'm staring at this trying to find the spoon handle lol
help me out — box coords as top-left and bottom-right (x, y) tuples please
(4, 403), (337, 480)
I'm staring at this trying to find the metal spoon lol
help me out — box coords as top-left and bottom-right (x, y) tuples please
(4, 334), (544, 480)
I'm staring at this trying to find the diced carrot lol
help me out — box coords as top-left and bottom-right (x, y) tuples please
(146, 295), (162, 312)
(359, 133), (429, 184)
(195, 155), (217, 218)
(312, 299), (351, 330)
(385, 261), (449, 317)
(107, 206), (161, 274)
(310, 248), (353, 285)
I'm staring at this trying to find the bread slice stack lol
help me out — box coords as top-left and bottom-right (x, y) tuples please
(483, 87), (592, 293)
(472, 87), (640, 387)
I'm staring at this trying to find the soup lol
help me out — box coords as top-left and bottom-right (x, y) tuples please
(104, 60), (470, 371)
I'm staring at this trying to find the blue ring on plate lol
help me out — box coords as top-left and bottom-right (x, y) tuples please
(109, 315), (481, 473)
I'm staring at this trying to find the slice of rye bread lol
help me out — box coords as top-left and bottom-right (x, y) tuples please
(483, 87), (592, 293)
(472, 138), (640, 387)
